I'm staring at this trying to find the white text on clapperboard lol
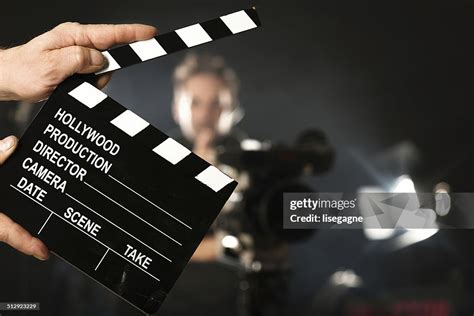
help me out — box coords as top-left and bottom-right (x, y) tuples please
(18, 107), (120, 200)
(15, 107), (155, 270)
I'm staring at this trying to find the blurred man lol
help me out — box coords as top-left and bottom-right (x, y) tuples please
(169, 54), (247, 262)
(156, 55), (247, 316)
(163, 55), (292, 316)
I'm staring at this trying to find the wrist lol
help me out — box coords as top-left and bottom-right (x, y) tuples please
(0, 48), (19, 101)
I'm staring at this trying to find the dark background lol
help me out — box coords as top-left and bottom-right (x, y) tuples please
(0, 0), (472, 315)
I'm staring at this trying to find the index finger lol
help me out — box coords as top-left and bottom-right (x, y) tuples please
(46, 23), (158, 50)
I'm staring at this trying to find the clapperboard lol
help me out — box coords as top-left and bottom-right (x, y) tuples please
(0, 8), (260, 314)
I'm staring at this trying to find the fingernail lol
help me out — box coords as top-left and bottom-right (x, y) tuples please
(33, 240), (50, 261)
(34, 249), (50, 261)
(0, 136), (15, 152)
(91, 51), (106, 67)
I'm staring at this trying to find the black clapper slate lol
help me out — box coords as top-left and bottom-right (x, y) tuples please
(0, 8), (260, 315)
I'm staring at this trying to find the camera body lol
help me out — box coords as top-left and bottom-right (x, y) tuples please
(214, 129), (335, 269)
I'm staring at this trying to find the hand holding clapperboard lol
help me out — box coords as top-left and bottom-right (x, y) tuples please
(0, 8), (260, 314)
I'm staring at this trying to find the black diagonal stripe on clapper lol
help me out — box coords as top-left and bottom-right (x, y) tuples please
(107, 45), (142, 68)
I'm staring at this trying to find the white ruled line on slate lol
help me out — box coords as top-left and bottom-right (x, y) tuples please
(108, 174), (192, 230)
(83, 181), (182, 246)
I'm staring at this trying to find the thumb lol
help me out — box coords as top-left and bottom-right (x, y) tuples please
(56, 46), (106, 76)
(0, 136), (18, 165)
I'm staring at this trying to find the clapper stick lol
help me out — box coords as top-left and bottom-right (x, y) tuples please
(96, 8), (260, 74)
(0, 7), (260, 315)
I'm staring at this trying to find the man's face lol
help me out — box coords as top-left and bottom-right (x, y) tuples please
(181, 73), (231, 134)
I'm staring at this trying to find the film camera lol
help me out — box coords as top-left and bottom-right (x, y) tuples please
(213, 129), (335, 316)
(215, 129), (335, 265)
(214, 130), (335, 316)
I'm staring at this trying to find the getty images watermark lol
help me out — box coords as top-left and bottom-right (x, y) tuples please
(283, 192), (474, 229)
